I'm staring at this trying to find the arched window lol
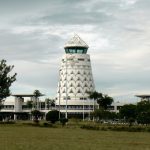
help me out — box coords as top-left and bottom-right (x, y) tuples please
(77, 77), (80, 81)
(77, 90), (81, 93)
(84, 84), (88, 87)
(69, 89), (73, 93)
(85, 89), (89, 93)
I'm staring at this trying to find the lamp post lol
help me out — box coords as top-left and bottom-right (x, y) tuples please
(89, 98), (91, 121)
(93, 98), (95, 121)
(65, 55), (68, 119)
(82, 89), (85, 121)
(59, 69), (61, 120)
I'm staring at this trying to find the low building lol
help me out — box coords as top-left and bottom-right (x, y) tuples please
(0, 94), (124, 121)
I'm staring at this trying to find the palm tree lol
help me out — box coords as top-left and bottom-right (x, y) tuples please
(33, 90), (43, 110)
(97, 94), (113, 110)
(88, 91), (113, 110)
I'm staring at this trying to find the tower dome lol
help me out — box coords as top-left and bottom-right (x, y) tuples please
(64, 34), (89, 54)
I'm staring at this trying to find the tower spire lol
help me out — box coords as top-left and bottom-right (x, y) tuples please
(64, 34), (89, 49)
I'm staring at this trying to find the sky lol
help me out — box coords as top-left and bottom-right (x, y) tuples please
(0, 0), (150, 103)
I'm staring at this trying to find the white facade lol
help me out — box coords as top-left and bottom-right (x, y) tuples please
(56, 35), (96, 114)
(1, 99), (124, 114)
(56, 54), (95, 102)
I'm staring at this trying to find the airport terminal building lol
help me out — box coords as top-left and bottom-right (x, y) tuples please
(0, 35), (124, 120)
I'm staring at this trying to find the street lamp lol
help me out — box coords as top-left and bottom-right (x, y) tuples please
(65, 56), (68, 119)
(59, 69), (61, 120)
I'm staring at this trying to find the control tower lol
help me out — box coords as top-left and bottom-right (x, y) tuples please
(56, 34), (96, 118)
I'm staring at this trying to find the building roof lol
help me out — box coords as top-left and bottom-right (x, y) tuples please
(12, 94), (44, 97)
(64, 34), (89, 49)
(135, 94), (150, 98)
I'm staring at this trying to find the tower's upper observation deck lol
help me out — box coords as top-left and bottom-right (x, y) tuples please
(64, 34), (89, 54)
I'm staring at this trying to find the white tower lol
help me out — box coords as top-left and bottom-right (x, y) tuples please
(56, 34), (95, 118)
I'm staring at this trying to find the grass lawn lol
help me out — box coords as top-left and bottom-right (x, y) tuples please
(0, 125), (150, 150)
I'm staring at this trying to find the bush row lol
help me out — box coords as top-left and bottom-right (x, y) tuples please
(80, 124), (150, 132)
(0, 121), (15, 124)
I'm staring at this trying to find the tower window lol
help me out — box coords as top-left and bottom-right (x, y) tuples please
(85, 90), (89, 93)
(78, 58), (84, 61)
(65, 47), (88, 54)
(69, 89), (73, 93)
(77, 90), (81, 93)
(77, 77), (80, 81)
(84, 84), (88, 87)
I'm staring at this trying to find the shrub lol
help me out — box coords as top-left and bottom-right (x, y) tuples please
(60, 118), (68, 126)
(0, 121), (15, 124)
(80, 124), (99, 130)
(42, 122), (53, 127)
(31, 110), (41, 123)
(46, 110), (60, 124)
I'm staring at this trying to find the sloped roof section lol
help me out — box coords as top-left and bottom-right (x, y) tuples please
(64, 34), (89, 48)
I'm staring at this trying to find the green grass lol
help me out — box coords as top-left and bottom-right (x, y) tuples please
(0, 125), (150, 150)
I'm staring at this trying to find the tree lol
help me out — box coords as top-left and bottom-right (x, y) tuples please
(0, 59), (17, 109)
(60, 118), (68, 126)
(26, 100), (33, 109)
(119, 104), (137, 123)
(45, 98), (55, 109)
(92, 107), (105, 120)
(136, 101), (150, 124)
(33, 90), (43, 109)
(92, 107), (118, 121)
(97, 94), (113, 110)
(137, 100), (150, 113)
(33, 90), (42, 98)
(31, 110), (41, 123)
(46, 110), (59, 124)
(88, 91), (113, 110)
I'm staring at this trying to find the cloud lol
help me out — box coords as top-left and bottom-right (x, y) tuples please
(0, 0), (150, 102)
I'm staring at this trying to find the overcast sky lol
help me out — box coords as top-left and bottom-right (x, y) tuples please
(0, 0), (150, 102)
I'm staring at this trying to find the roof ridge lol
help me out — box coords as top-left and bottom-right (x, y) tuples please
(64, 34), (89, 48)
